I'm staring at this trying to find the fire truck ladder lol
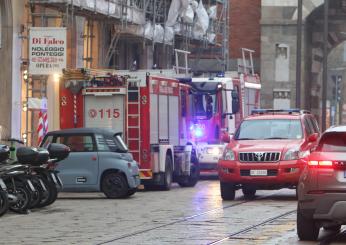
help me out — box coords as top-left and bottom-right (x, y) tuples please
(173, 49), (191, 76)
(239, 48), (255, 76)
(126, 78), (141, 162)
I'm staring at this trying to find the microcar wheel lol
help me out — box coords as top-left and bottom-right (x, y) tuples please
(102, 172), (129, 199)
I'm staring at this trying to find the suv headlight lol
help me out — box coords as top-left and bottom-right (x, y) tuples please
(283, 148), (300, 160)
(222, 148), (235, 161)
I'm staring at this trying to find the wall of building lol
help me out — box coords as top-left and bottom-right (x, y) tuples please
(230, 0), (261, 72)
(260, 0), (323, 110)
(0, 0), (13, 140)
(11, 0), (25, 138)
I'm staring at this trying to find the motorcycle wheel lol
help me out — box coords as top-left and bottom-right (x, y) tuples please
(36, 177), (56, 208)
(36, 176), (51, 208)
(0, 190), (9, 216)
(28, 177), (42, 209)
(45, 182), (58, 206)
(8, 181), (31, 214)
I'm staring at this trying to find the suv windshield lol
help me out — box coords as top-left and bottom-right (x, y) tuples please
(235, 119), (303, 140)
(316, 132), (346, 152)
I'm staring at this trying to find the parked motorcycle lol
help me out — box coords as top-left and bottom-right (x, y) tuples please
(0, 161), (34, 214)
(16, 143), (70, 208)
(0, 145), (9, 216)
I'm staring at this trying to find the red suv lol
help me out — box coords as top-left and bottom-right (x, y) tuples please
(218, 109), (320, 200)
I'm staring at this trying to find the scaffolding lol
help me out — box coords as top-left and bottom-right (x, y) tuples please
(28, 0), (229, 71)
(22, 0), (230, 145)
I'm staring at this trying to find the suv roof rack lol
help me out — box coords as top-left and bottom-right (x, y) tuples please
(251, 109), (311, 115)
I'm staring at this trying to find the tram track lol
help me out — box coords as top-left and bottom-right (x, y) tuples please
(97, 191), (286, 244)
(207, 209), (296, 245)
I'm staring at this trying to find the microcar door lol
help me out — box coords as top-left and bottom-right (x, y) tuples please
(54, 134), (99, 189)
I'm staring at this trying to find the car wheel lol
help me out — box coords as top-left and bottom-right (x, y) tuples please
(242, 186), (256, 199)
(102, 172), (129, 199)
(323, 225), (341, 232)
(178, 163), (200, 188)
(297, 205), (319, 241)
(220, 182), (235, 200)
(160, 155), (173, 191)
(127, 188), (137, 197)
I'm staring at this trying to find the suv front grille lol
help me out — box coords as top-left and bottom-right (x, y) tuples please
(239, 152), (281, 162)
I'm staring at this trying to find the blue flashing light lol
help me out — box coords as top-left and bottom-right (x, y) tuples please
(251, 109), (301, 115)
(216, 72), (225, 78)
(195, 128), (204, 137)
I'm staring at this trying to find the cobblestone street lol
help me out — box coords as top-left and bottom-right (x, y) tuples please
(2, 179), (345, 245)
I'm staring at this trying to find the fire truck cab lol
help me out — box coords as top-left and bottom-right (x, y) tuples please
(60, 69), (200, 190)
(186, 74), (261, 172)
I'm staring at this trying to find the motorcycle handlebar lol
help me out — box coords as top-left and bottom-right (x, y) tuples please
(5, 138), (24, 145)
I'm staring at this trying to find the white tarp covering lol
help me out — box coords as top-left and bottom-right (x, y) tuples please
(208, 5), (217, 20)
(166, 0), (189, 27)
(182, 4), (194, 23)
(193, 1), (209, 39)
(144, 22), (154, 40)
(164, 26), (174, 44)
(38, 0), (215, 42)
(153, 24), (164, 43)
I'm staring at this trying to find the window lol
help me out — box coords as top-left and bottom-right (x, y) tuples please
(236, 119), (303, 140)
(55, 134), (95, 152)
(275, 44), (289, 82)
(317, 132), (346, 152)
(95, 134), (128, 153)
(95, 134), (110, 152)
(193, 94), (217, 119)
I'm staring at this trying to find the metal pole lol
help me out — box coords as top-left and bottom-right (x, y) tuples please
(322, 0), (329, 131)
(296, 0), (302, 108)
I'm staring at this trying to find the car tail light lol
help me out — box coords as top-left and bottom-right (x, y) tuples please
(308, 160), (333, 168)
(308, 160), (342, 168)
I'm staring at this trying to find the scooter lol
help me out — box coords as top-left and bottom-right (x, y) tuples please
(16, 143), (70, 207)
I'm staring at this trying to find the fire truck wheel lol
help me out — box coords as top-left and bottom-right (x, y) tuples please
(101, 172), (129, 199)
(220, 182), (235, 200)
(160, 155), (173, 191)
(177, 163), (200, 187)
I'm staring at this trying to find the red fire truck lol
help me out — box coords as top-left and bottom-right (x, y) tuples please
(184, 73), (261, 172)
(59, 69), (199, 190)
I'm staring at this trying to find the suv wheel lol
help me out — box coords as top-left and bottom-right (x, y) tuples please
(102, 172), (129, 199)
(297, 205), (319, 241)
(242, 186), (256, 199)
(220, 182), (235, 200)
